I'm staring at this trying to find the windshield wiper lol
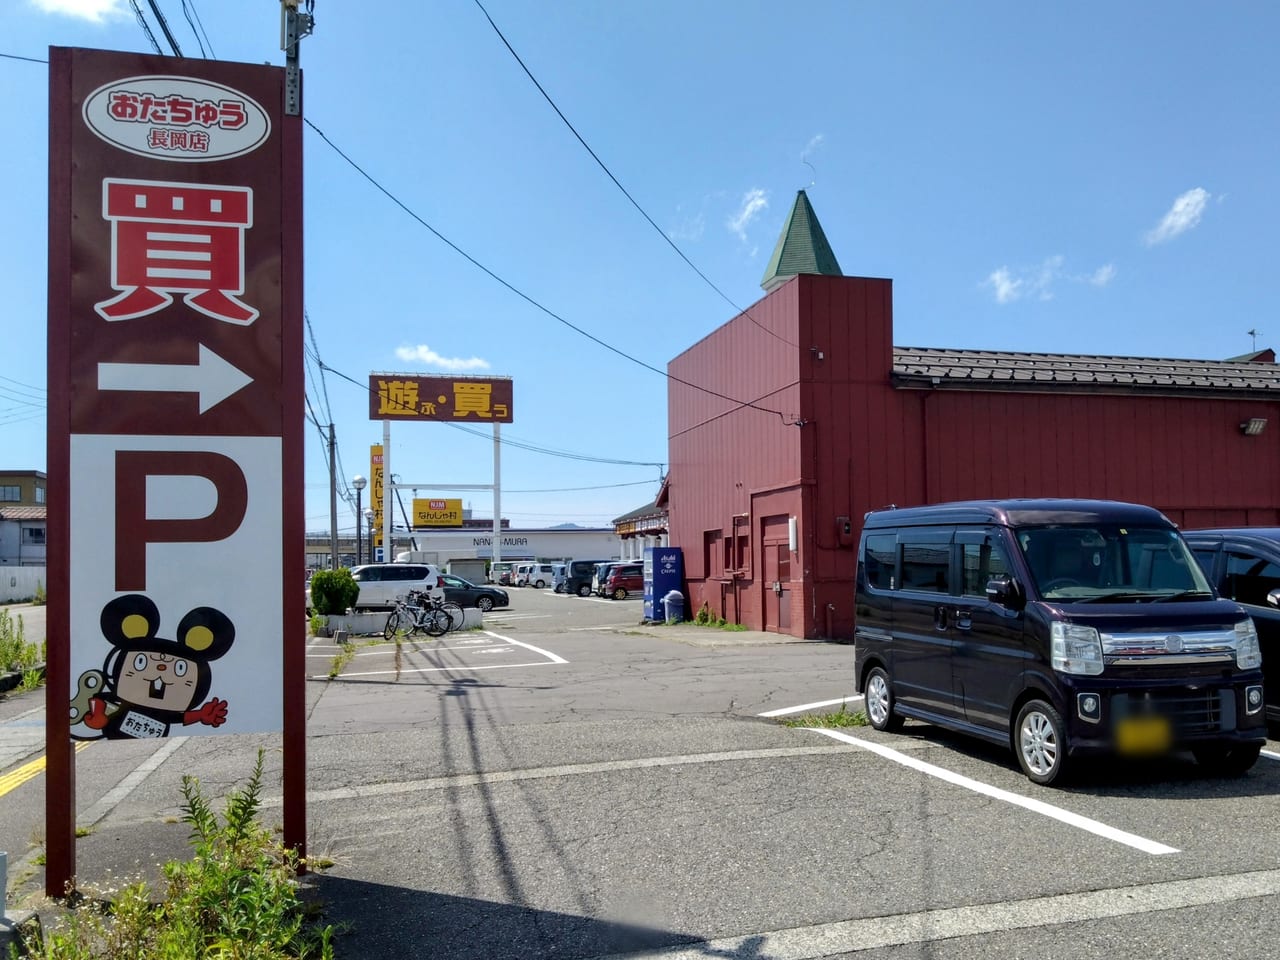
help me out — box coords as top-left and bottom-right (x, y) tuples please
(1154, 590), (1214, 603)
(1075, 591), (1151, 604)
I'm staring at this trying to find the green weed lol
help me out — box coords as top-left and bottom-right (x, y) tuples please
(1, 608), (43, 674)
(19, 750), (335, 959)
(326, 645), (355, 680)
(779, 702), (868, 729)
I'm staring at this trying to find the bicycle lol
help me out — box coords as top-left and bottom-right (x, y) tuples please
(384, 590), (464, 640)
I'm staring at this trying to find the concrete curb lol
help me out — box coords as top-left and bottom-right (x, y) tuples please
(0, 909), (37, 955)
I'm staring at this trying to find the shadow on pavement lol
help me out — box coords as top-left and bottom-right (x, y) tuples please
(310, 875), (705, 960)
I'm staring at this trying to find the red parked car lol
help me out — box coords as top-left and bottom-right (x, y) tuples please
(603, 563), (644, 600)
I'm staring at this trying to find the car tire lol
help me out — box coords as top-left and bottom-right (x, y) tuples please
(612, 587), (627, 600)
(1014, 699), (1069, 786)
(577, 584), (591, 597)
(1192, 742), (1261, 777)
(477, 596), (494, 612)
(535, 579), (545, 589)
(864, 666), (904, 733)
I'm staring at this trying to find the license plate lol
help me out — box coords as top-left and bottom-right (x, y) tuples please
(1115, 714), (1172, 755)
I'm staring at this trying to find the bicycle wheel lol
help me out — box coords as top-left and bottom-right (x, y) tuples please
(383, 610), (402, 641)
(422, 607), (450, 637)
(441, 602), (465, 632)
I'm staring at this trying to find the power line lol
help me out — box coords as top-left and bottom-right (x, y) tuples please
(0, 374), (46, 393)
(303, 118), (792, 425)
(179, 0), (214, 58)
(0, 52), (48, 65)
(470, 0), (797, 349)
(145, 0), (184, 57)
(126, 0), (163, 55)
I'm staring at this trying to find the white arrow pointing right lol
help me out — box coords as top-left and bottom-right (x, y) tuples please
(97, 343), (254, 414)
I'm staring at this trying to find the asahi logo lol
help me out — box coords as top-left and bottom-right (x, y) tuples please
(83, 76), (271, 162)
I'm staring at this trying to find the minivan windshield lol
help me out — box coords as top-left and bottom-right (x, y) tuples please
(1015, 524), (1213, 602)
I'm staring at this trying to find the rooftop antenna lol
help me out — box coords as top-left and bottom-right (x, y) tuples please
(1248, 328), (1261, 351)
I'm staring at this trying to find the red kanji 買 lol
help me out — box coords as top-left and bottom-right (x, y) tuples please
(95, 178), (258, 325)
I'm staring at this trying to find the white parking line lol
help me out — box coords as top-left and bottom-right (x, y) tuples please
(589, 870), (1280, 960)
(758, 696), (863, 718)
(1262, 749), (1280, 762)
(319, 630), (567, 678)
(484, 630), (568, 664)
(807, 728), (1179, 855)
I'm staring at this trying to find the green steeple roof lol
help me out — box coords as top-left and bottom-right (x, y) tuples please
(760, 189), (843, 292)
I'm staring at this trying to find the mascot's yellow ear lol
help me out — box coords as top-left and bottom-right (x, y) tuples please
(185, 625), (215, 652)
(122, 614), (150, 639)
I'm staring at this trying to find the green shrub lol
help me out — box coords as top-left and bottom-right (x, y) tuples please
(1, 608), (42, 674)
(20, 750), (335, 959)
(32, 579), (47, 606)
(307, 569), (358, 616)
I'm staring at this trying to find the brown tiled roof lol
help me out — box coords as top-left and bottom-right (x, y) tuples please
(0, 506), (47, 520)
(612, 500), (666, 525)
(892, 347), (1280, 395)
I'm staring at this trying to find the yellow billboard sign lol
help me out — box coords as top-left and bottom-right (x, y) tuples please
(413, 497), (463, 528)
(370, 445), (384, 551)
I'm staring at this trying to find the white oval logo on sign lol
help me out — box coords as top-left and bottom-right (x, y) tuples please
(83, 75), (271, 163)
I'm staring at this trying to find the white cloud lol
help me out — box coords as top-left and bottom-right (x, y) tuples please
(986, 267), (1024, 304)
(727, 188), (768, 242)
(801, 134), (825, 162)
(31, 0), (126, 22)
(1144, 187), (1210, 246)
(984, 254), (1108, 304)
(394, 344), (490, 372)
(1089, 263), (1117, 287)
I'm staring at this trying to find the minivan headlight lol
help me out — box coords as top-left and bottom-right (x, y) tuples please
(1051, 622), (1104, 675)
(1236, 619), (1262, 670)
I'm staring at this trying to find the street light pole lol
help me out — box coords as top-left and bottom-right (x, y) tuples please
(352, 475), (367, 566)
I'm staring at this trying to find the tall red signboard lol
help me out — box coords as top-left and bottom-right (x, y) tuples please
(47, 48), (304, 893)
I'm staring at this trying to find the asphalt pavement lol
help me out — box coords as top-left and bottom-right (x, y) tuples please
(6, 591), (1280, 959)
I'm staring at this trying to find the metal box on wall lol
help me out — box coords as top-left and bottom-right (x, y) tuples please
(643, 546), (684, 620)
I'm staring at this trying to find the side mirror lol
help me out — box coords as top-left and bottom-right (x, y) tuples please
(1267, 588), (1280, 610)
(986, 576), (1025, 610)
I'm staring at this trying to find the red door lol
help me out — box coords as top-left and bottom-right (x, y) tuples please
(762, 516), (791, 632)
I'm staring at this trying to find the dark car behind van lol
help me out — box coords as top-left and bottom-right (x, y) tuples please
(1184, 527), (1280, 729)
(854, 499), (1265, 785)
(563, 559), (609, 598)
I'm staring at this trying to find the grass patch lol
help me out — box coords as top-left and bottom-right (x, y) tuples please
(75, 826), (94, 838)
(1, 606), (45, 677)
(19, 750), (336, 959)
(688, 603), (748, 631)
(326, 644), (355, 680)
(778, 702), (868, 729)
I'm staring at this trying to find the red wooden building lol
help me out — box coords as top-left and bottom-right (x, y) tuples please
(665, 191), (1280, 639)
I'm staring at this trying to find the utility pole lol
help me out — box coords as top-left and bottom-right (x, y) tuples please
(280, 1), (314, 117)
(328, 423), (338, 569)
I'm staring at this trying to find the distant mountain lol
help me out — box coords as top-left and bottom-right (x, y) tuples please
(549, 523), (586, 529)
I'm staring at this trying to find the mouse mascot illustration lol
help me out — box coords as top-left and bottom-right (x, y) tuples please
(70, 593), (235, 741)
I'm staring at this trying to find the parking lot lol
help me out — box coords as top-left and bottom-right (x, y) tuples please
(8, 587), (1280, 957)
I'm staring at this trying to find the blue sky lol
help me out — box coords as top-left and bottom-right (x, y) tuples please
(3, 0), (1277, 537)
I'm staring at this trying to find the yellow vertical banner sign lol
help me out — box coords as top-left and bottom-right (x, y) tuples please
(370, 445), (384, 557)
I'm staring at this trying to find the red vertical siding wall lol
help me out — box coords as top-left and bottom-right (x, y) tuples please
(668, 282), (803, 627)
(669, 273), (1280, 639)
